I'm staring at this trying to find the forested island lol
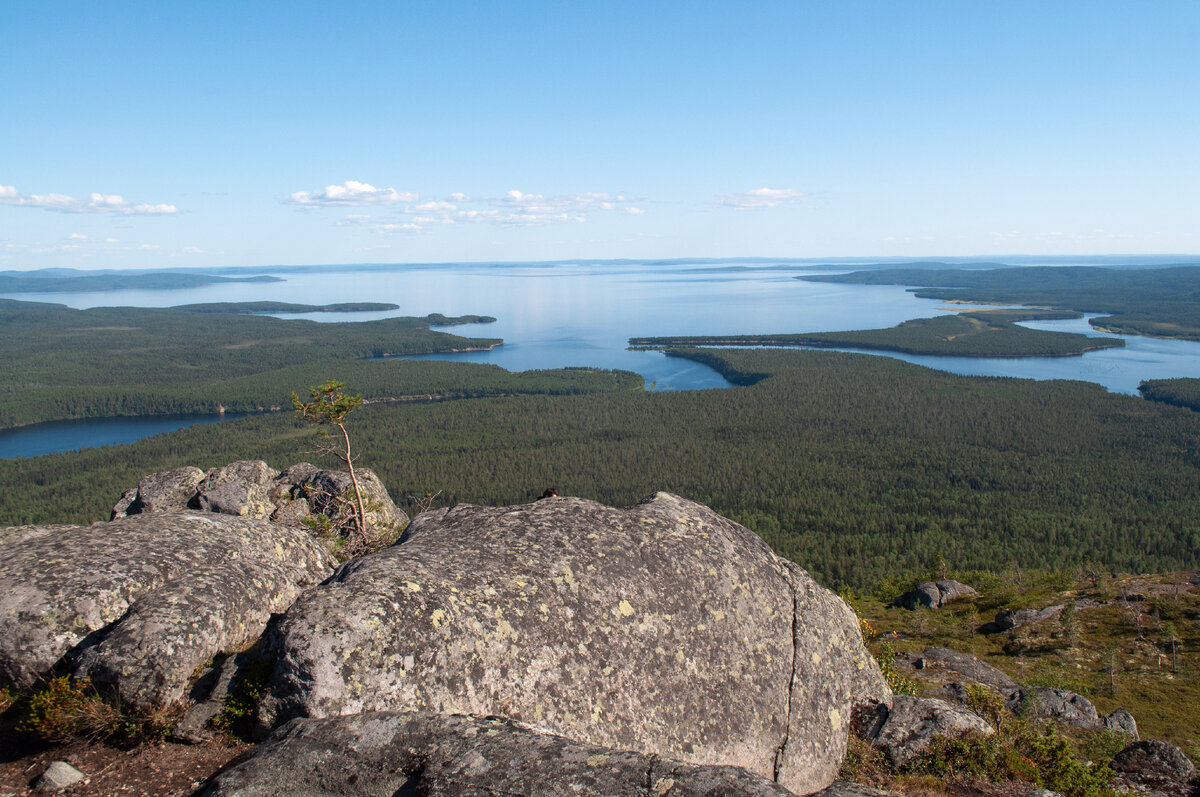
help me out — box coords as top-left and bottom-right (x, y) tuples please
(0, 299), (507, 427)
(4, 347), (1198, 591)
(0, 269), (281, 293)
(631, 309), (1122, 357)
(171, 301), (402, 314)
(803, 264), (1200, 340)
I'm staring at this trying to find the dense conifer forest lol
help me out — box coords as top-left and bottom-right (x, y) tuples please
(631, 309), (1121, 357)
(0, 300), (505, 427)
(4, 349), (1198, 591)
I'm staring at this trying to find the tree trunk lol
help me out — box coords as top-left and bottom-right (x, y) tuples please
(339, 422), (368, 539)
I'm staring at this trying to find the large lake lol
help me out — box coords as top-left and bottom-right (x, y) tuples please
(6, 260), (1200, 455)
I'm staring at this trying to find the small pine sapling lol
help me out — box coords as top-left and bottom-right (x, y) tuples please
(292, 380), (369, 545)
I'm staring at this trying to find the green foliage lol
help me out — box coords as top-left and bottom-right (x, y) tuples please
(875, 642), (920, 697)
(214, 653), (272, 740)
(912, 722), (1119, 797)
(14, 676), (173, 744)
(292, 379), (362, 427)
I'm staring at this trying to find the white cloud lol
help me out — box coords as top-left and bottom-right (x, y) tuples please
(68, 232), (88, 240)
(716, 187), (805, 210)
(332, 189), (643, 233)
(285, 180), (418, 207)
(0, 184), (179, 215)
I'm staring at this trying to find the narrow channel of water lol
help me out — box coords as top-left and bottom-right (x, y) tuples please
(0, 413), (242, 459)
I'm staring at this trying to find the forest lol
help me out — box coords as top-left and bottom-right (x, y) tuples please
(805, 264), (1200, 340)
(3, 348), (1198, 591)
(630, 309), (1121, 357)
(1139, 377), (1200, 412)
(0, 300), (506, 427)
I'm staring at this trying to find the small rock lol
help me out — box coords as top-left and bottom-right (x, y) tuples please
(33, 761), (85, 792)
(1103, 708), (1139, 740)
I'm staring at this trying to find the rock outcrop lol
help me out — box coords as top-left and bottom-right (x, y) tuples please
(112, 459), (407, 535)
(0, 513), (332, 709)
(896, 647), (1017, 690)
(1110, 739), (1196, 792)
(1002, 686), (1099, 728)
(891, 580), (977, 611)
(256, 493), (888, 796)
(866, 695), (994, 770)
(199, 711), (797, 797)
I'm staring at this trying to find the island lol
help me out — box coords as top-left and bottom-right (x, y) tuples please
(171, 301), (402, 314)
(801, 264), (1200, 340)
(630, 309), (1124, 358)
(0, 269), (282, 293)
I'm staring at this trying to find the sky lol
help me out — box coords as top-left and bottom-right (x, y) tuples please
(3, 1), (1199, 270)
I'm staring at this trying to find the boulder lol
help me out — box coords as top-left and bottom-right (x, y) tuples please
(812, 783), (904, 797)
(198, 711), (796, 797)
(991, 605), (1065, 632)
(196, 460), (279, 517)
(867, 695), (994, 770)
(112, 466), (206, 517)
(896, 647), (1017, 690)
(110, 460), (408, 539)
(1103, 708), (1139, 740)
(0, 513), (332, 709)
(892, 579), (977, 610)
(1002, 687), (1099, 728)
(1110, 740), (1196, 791)
(275, 465), (407, 535)
(256, 493), (888, 796)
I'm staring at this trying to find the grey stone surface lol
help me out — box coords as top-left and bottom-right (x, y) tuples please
(811, 781), (903, 797)
(113, 466), (206, 517)
(256, 493), (886, 795)
(868, 695), (993, 770)
(1104, 708), (1139, 740)
(198, 711), (797, 797)
(0, 513), (332, 709)
(896, 646), (1017, 689)
(1110, 740), (1196, 790)
(111, 460), (407, 537)
(892, 579), (977, 610)
(33, 761), (85, 792)
(197, 460), (279, 518)
(1002, 686), (1099, 728)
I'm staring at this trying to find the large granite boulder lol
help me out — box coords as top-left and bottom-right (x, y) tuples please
(1002, 686), (1099, 728)
(892, 579), (977, 611)
(0, 513), (333, 709)
(198, 711), (797, 797)
(256, 493), (888, 795)
(196, 460), (279, 517)
(867, 695), (994, 770)
(1110, 739), (1196, 792)
(1103, 707), (1139, 739)
(112, 465), (206, 516)
(112, 460), (408, 539)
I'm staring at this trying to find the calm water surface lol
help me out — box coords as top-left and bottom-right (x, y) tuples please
(6, 262), (1200, 455)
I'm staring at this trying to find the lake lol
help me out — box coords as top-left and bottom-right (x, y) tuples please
(5, 260), (1200, 455)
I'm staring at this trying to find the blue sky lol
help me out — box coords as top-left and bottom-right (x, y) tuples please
(3, 1), (1198, 269)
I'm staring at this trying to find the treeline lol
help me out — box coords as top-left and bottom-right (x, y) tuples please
(631, 310), (1121, 358)
(5, 349), (1199, 591)
(1139, 377), (1200, 412)
(0, 300), (506, 427)
(804, 265), (1200, 340)
(170, 301), (401, 314)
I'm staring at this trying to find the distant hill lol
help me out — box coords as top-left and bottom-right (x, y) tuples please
(0, 271), (282, 293)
